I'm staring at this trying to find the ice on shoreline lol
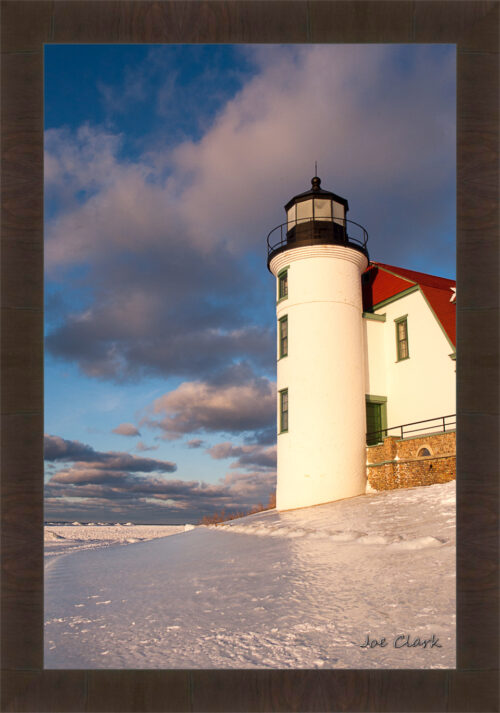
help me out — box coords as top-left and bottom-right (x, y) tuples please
(44, 524), (187, 558)
(45, 481), (455, 670)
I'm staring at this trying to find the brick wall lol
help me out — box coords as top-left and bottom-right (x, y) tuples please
(366, 431), (456, 491)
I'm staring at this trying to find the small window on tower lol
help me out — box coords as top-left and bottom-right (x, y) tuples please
(279, 389), (288, 433)
(395, 316), (409, 361)
(279, 316), (288, 358)
(278, 269), (288, 301)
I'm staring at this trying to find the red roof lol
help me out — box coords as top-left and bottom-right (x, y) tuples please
(362, 262), (456, 347)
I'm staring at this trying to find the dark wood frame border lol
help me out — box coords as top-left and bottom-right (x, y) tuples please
(1, 2), (498, 711)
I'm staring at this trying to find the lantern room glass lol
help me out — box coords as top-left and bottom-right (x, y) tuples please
(296, 199), (313, 222)
(333, 200), (345, 226)
(313, 198), (332, 221)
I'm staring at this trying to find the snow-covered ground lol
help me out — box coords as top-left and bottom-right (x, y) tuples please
(44, 481), (455, 669)
(44, 524), (186, 558)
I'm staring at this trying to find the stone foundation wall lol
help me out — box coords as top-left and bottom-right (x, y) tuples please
(366, 431), (456, 491)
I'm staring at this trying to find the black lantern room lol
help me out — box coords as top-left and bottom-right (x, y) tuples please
(267, 176), (369, 268)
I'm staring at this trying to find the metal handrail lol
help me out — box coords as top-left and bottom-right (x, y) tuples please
(267, 216), (369, 258)
(366, 414), (456, 444)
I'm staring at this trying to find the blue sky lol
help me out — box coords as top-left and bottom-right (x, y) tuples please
(44, 44), (456, 523)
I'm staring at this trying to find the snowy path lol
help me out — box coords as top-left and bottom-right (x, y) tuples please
(45, 482), (455, 669)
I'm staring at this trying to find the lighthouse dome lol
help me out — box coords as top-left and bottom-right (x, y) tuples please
(284, 175), (349, 213)
(267, 177), (368, 269)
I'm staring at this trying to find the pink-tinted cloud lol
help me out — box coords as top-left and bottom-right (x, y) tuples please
(208, 441), (276, 471)
(112, 422), (141, 437)
(219, 469), (276, 500)
(44, 434), (176, 473)
(45, 45), (455, 270)
(171, 45), (455, 255)
(44, 46), (455, 384)
(136, 441), (160, 452)
(186, 439), (205, 449)
(145, 374), (276, 440)
(45, 441), (276, 522)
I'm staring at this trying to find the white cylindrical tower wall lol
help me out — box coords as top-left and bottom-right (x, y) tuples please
(270, 245), (368, 511)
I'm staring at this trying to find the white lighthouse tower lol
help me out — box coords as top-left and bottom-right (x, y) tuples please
(267, 176), (369, 511)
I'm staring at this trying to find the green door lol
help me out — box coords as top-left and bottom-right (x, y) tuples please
(366, 402), (382, 445)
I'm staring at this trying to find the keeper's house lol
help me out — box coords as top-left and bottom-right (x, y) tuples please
(362, 262), (456, 493)
(362, 262), (456, 446)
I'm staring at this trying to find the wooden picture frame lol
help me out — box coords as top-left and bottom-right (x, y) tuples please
(1, 2), (498, 710)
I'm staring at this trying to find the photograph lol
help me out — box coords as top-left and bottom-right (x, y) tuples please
(43, 42), (457, 670)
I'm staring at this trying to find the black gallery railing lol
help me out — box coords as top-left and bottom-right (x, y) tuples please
(267, 216), (369, 261)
